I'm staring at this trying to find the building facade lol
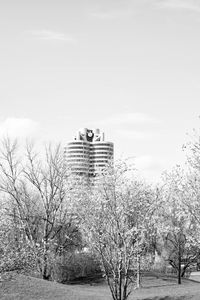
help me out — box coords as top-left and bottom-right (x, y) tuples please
(64, 128), (114, 176)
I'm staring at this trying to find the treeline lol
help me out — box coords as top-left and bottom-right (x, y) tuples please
(0, 132), (200, 300)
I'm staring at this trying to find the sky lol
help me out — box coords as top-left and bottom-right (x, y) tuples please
(1, 0), (200, 182)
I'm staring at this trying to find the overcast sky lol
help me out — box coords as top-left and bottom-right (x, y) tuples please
(1, 0), (200, 182)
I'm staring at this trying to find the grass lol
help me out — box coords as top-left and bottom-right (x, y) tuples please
(1, 272), (200, 300)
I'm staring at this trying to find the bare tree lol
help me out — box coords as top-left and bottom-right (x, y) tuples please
(0, 138), (76, 279)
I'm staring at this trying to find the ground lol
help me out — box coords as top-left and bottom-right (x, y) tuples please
(1, 272), (200, 300)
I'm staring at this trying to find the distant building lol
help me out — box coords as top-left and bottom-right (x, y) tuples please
(64, 128), (114, 177)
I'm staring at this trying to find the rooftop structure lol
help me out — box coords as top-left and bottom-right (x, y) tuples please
(64, 128), (114, 177)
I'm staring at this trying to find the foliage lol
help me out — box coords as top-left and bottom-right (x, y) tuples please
(0, 138), (80, 279)
(52, 251), (101, 282)
(158, 167), (200, 284)
(77, 162), (155, 300)
(3, 126), (200, 293)
(0, 206), (36, 274)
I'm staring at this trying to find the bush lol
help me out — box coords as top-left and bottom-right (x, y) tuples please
(151, 253), (168, 274)
(0, 243), (37, 274)
(52, 252), (102, 282)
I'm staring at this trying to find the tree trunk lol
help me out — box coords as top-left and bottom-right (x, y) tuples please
(42, 241), (49, 280)
(42, 221), (50, 280)
(178, 246), (181, 284)
(136, 254), (141, 288)
(181, 264), (189, 278)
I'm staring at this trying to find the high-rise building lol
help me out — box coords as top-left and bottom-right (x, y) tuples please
(64, 128), (114, 176)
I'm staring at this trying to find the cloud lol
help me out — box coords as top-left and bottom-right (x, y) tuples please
(101, 113), (159, 126)
(90, 113), (159, 141)
(90, 0), (140, 20)
(117, 129), (159, 140)
(91, 9), (132, 20)
(27, 30), (76, 42)
(134, 155), (165, 170)
(156, 0), (200, 13)
(0, 118), (39, 138)
(90, 0), (200, 22)
(133, 155), (167, 183)
(122, 155), (167, 183)
(90, 0), (158, 20)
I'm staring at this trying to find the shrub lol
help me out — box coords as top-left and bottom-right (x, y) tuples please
(52, 252), (102, 282)
(0, 243), (37, 274)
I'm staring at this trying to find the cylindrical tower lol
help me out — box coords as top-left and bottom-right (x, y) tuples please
(89, 141), (114, 176)
(64, 141), (90, 175)
(65, 128), (114, 177)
